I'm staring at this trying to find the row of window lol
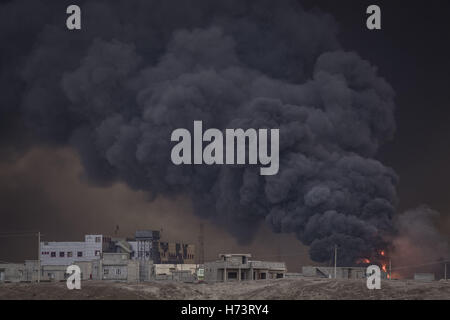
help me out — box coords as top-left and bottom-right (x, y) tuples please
(41, 250), (100, 258)
(159, 252), (195, 259)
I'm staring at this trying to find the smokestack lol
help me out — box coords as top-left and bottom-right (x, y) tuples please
(198, 223), (205, 265)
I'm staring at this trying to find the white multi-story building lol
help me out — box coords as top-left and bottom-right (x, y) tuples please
(40, 235), (103, 266)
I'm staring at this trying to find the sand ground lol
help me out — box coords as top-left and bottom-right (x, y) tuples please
(0, 277), (449, 300)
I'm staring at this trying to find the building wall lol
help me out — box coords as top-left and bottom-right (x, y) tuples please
(102, 265), (128, 280)
(157, 242), (196, 264)
(24, 260), (39, 282)
(204, 255), (286, 282)
(127, 260), (139, 282)
(40, 235), (103, 266)
(153, 263), (198, 276)
(138, 260), (153, 281)
(40, 231), (196, 266)
(75, 261), (93, 280)
(0, 263), (25, 282)
(101, 253), (129, 281)
(302, 266), (368, 279)
(285, 273), (303, 279)
(41, 265), (67, 282)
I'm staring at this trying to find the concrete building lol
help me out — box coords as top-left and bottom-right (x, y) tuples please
(302, 266), (389, 279)
(24, 260), (40, 282)
(3, 230), (197, 283)
(0, 260), (55, 282)
(92, 253), (139, 282)
(41, 265), (68, 282)
(156, 242), (196, 264)
(155, 270), (196, 282)
(414, 273), (435, 282)
(285, 272), (304, 279)
(39, 231), (195, 267)
(75, 261), (94, 280)
(0, 260), (96, 283)
(153, 263), (198, 276)
(40, 235), (104, 266)
(0, 263), (25, 282)
(204, 254), (286, 282)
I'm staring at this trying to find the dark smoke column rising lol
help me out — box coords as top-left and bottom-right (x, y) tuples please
(0, 0), (397, 265)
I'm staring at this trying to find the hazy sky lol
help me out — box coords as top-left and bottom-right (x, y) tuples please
(0, 147), (312, 270)
(0, 0), (449, 270)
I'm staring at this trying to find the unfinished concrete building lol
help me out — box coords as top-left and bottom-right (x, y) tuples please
(302, 266), (388, 279)
(204, 254), (286, 282)
(92, 252), (139, 282)
(104, 230), (196, 265)
(157, 242), (196, 264)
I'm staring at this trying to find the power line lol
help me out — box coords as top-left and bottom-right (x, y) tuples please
(391, 259), (450, 271)
(0, 231), (41, 238)
(201, 251), (450, 272)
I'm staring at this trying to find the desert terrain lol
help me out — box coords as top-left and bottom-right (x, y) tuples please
(0, 277), (449, 300)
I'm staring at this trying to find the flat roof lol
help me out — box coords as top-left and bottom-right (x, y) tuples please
(219, 253), (252, 257)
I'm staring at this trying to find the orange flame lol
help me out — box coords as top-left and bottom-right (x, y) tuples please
(356, 258), (370, 264)
(380, 250), (385, 256)
(382, 264), (387, 273)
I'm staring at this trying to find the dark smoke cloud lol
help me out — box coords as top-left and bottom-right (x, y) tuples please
(1, 0), (398, 265)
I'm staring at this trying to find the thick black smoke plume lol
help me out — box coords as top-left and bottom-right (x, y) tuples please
(1, 0), (398, 265)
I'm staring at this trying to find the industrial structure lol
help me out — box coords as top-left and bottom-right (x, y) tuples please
(0, 231), (287, 284)
(204, 254), (286, 282)
(0, 230), (197, 283)
(40, 231), (195, 266)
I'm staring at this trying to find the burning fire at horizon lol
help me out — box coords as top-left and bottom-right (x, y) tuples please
(354, 248), (393, 277)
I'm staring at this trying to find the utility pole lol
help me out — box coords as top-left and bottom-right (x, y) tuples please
(277, 237), (281, 263)
(198, 223), (205, 265)
(37, 231), (40, 283)
(334, 245), (337, 279)
(445, 263), (447, 281)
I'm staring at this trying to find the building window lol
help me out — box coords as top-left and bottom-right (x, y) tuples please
(117, 269), (121, 275)
(67, 252), (73, 257)
(103, 269), (109, 275)
(59, 252), (65, 257)
(95, 236), (101, 243)
(95, 250), (100, 256)
(51, 252), (56, 257)
(77, 251), (83, 257)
